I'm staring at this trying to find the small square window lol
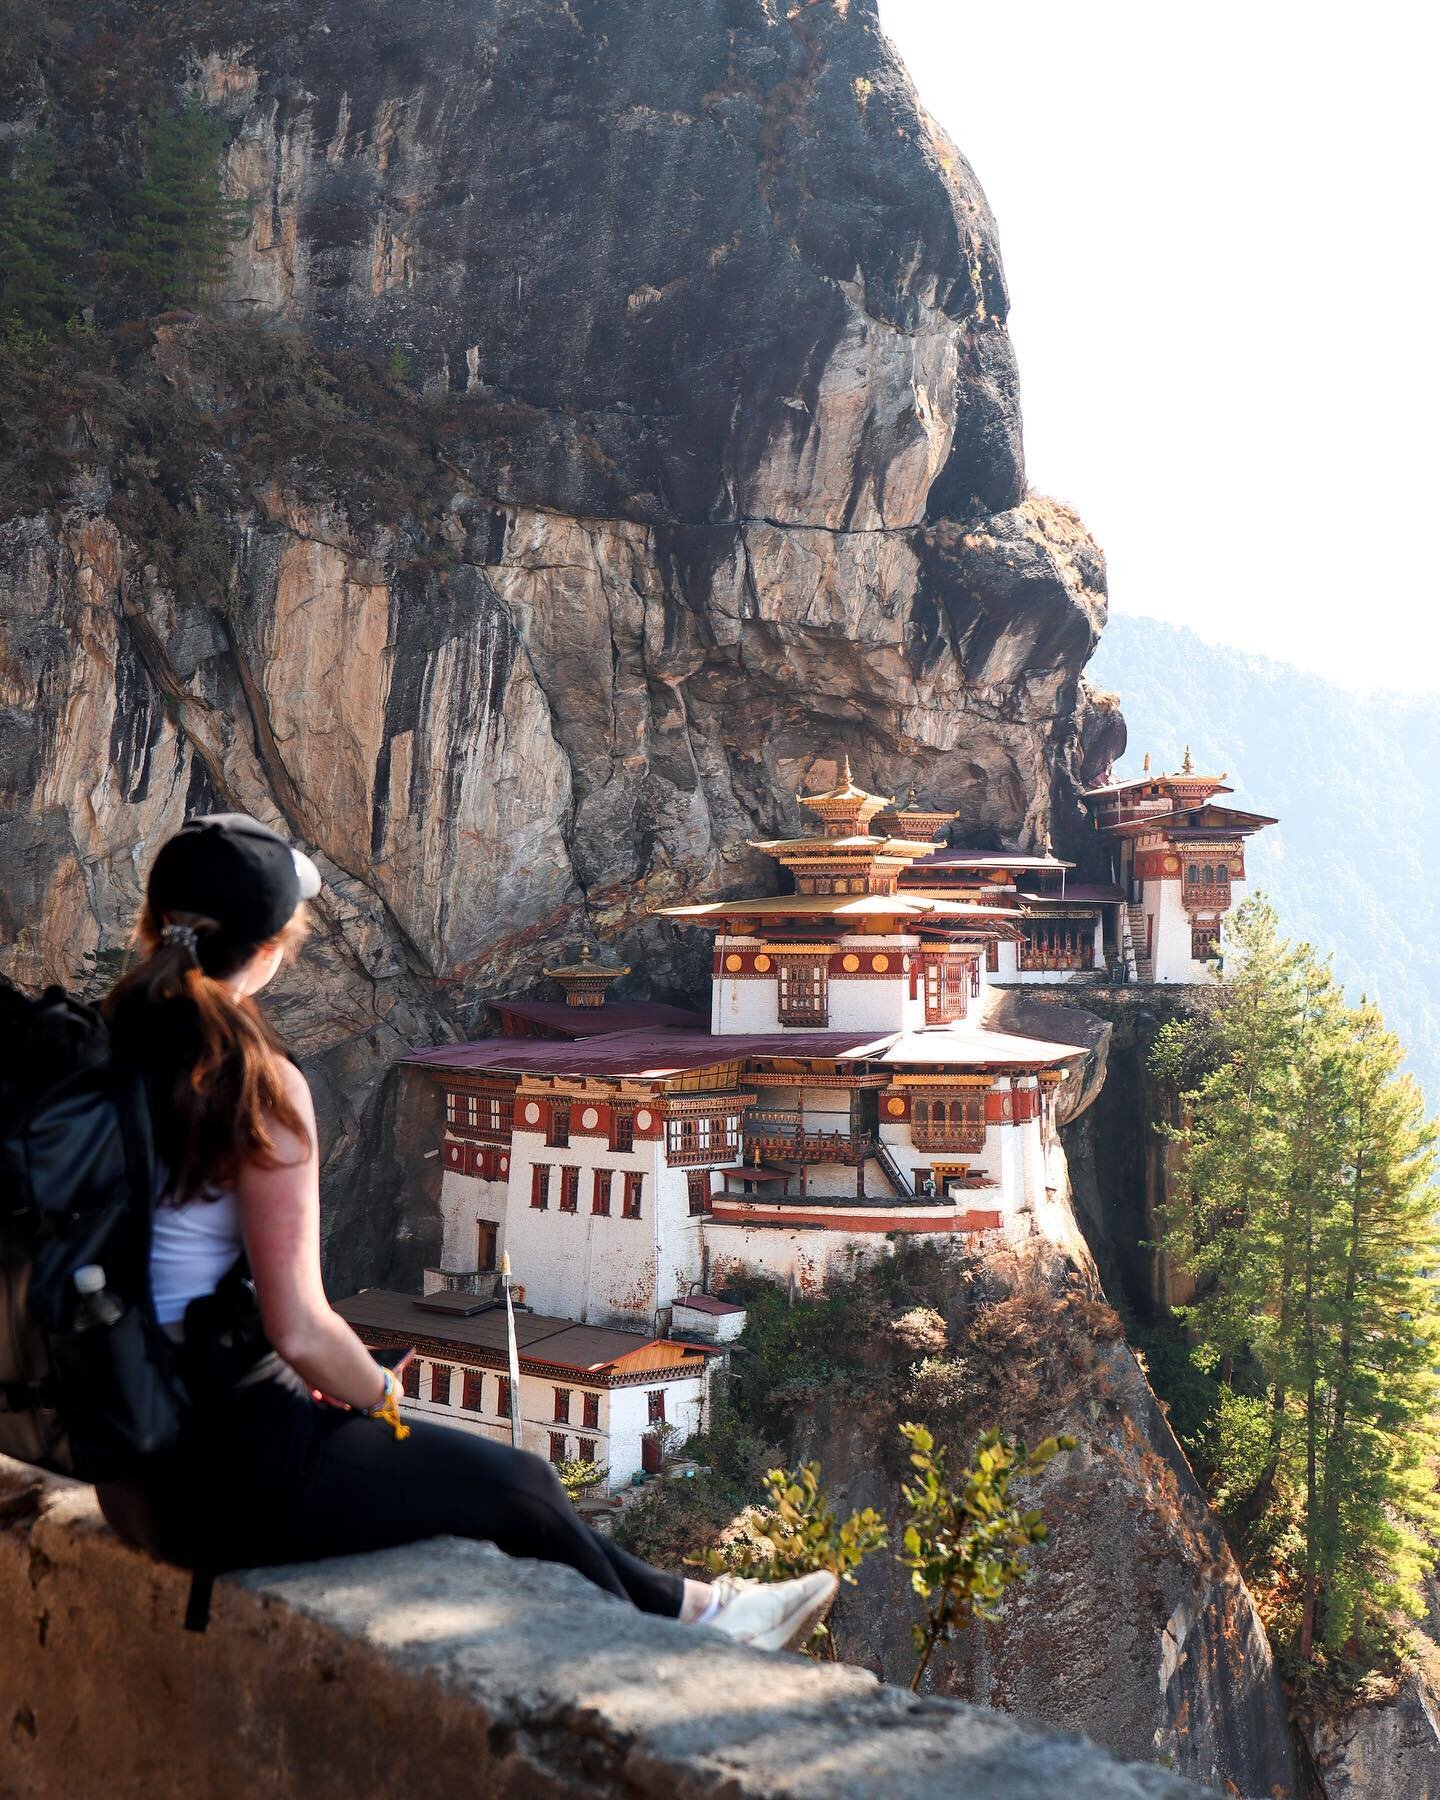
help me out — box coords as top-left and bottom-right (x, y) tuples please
(577, 1438), (597, 1464)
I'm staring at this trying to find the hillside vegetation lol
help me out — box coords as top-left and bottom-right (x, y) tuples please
(1089, 612), (1440, 1106)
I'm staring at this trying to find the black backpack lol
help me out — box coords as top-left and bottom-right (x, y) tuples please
(0, 979), (189, 1482)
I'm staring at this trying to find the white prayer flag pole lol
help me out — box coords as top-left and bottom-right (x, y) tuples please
(501, 1252), (523, 1450)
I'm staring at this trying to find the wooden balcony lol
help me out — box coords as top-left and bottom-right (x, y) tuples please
(742, 1109), (870, 1167)
(910, 1122), (987, 1153)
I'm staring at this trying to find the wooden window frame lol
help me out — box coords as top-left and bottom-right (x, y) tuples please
(461, 1370), (485, 1412)
(559, 1166), (580, 1212)
(592, 1168), (612, 1215)
(428, 1363), (451, 1405)
(549, 1432), (567, 1465)
(687, 1169), (711, 1217)
(582, 1392), (600, 1430)
(623, 1172), (644, 1219)
(577, 1437), (597, 1465)
(609, 1108), (635, 1153)
(647, 1389), (666, 1425)
(547, 1102), (571, 1149)
(402, 1359), (420, 1400)
(553, 1386), (572, 1424)
(530, 1163), (550, 1209)
(496, 1375), (512, 1419)
(776, 955), (828, 1026)
(665, 1112), (741, 1167)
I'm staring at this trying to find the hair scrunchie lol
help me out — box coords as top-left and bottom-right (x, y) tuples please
(160, 922), (201, 961)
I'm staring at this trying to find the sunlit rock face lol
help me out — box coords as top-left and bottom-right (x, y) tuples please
(0, 0), (1120, 1282)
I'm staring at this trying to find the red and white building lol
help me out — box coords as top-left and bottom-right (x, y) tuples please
(1083, 753), (1276, 983)
(364, 753), (1273, 1485)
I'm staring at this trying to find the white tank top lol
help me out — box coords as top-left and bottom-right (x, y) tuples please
(149, 1181), (245, 1326)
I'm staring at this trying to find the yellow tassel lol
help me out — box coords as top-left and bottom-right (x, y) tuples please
(368, 1368), (411, 1442)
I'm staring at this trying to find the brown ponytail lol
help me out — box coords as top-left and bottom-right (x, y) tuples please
(102, 903), (311, 1202)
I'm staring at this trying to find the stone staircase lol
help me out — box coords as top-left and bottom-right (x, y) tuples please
(1126, 902), (1154, 981)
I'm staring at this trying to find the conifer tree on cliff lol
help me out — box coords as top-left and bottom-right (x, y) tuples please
(0, 137), (84, 336)
(1160, 898), (1440, 1668)
(109, 100), (247, 312)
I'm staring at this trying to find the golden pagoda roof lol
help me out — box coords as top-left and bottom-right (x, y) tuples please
(747, 833), (936, 860)
(657, 893), (1018, 921)
(795, 755), (893, 835)
(543, 944), (630, 982)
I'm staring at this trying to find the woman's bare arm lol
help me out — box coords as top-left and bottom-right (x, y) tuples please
(234, 1059), (386, 1410)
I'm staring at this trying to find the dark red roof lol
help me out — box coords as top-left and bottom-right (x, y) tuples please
(672, 1294), (747, 1316)
(1017, 883), (1126, 904)
(400, 1027), (896, 1079)
(487, 998), (705, 1039)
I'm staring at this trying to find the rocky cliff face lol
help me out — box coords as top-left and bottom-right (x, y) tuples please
(2, 4), (1296, 1788)
(0, 0), (1121, 1286)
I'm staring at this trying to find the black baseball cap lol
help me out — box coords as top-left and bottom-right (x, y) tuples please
(147, 814), (321, 954)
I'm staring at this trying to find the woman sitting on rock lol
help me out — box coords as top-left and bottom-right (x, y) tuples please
(97, 813), (835, 1652)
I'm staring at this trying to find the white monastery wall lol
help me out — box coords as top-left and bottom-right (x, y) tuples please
(505, 1128), (664, 1326)
(1145, 879), (1220, 985)
(654, 1163), (710, 1314)
(438, 1168), (508, 1270)
(607, 1379), (708, 1486)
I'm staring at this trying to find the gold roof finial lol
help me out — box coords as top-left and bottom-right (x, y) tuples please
(841, 752), (854, 787)
(1142, 752), (1151, 773)
(905, 783), (918, 808)
(1181, 745), (1194, 775)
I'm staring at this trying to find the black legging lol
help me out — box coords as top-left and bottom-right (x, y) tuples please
(96, 1361), (684, 1617)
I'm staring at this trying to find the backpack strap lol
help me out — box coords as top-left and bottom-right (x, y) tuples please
(184, 1566), (215, 1633)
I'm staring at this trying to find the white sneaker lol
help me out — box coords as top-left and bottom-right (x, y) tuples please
(705, 1570), (839, 1652)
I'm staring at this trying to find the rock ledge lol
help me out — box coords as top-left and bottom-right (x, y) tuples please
(0, 1455), (1202, 1797)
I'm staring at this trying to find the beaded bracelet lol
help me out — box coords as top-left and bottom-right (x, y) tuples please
(364, 1365), (412, 1442)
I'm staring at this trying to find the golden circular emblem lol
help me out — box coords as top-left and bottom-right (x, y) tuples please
(872, 953), (890, 973)
(754, 954), (772, 972)
(724, 953), (743, 972)
(842, 953), (860, 972)
(1164, 855), (1180, 873)
(886, 1096), (907, 1117)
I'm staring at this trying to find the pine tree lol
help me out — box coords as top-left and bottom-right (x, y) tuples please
(1160, 897), (1440, 1671)
(109, 100), (248, 311)
(0, 136), (84, 336)
(1310, 1003), (1440, 1652)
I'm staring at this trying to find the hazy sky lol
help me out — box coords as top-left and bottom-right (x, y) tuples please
(879, 1), (1437, 695)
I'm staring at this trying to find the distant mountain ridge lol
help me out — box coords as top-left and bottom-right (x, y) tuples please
(1088, 613), (1440, 1107)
